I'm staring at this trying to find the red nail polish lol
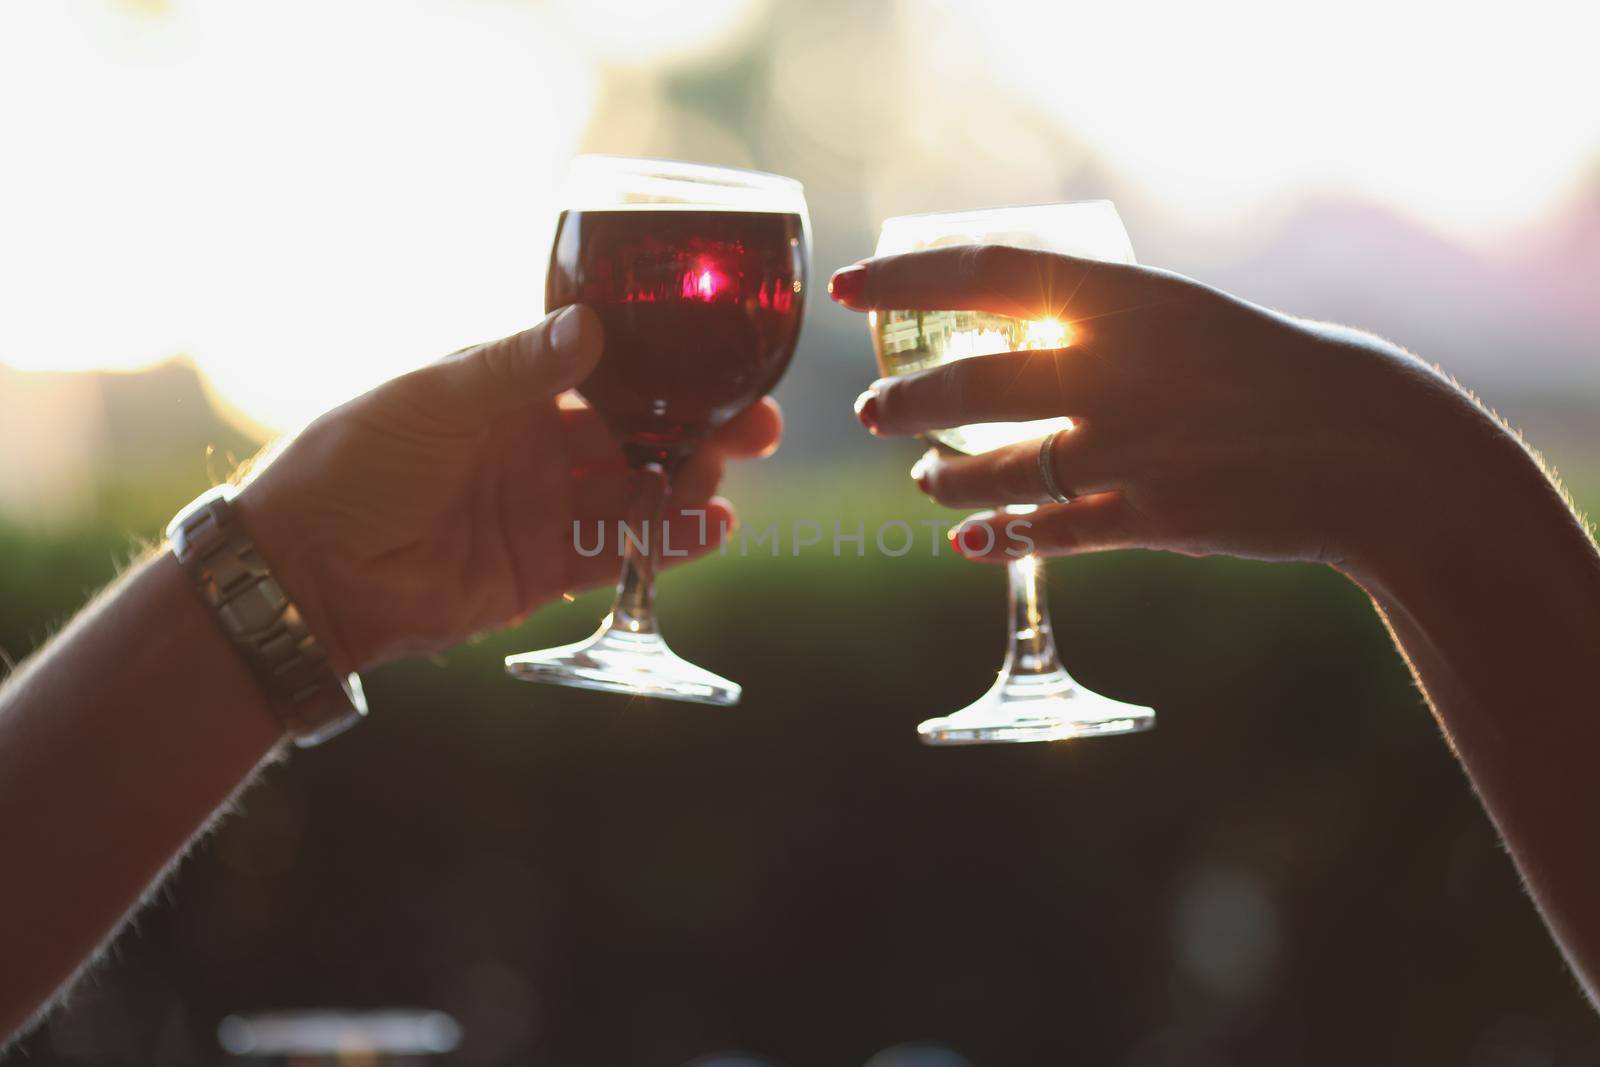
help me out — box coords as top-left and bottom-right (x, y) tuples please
(853, 389), (880, 433)
(909, 450), (934, 489)
(951, 522), (993, 558)
(828, 264), (868, 309)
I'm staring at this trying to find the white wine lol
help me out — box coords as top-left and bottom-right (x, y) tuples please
(871, 308), (1073, 455)
(862, 203), (1155, 747)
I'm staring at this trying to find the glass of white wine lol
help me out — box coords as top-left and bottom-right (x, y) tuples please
(871, 202), (1156, 744)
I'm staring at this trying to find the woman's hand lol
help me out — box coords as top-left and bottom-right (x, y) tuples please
(829, 247), (1508, 577)
(235, 306), (781, 672)
(834, 247), (1600, 1002)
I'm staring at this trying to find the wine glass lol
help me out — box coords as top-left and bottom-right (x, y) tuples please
(506, 156), (810, 705)
(869, 202), (1155, 743)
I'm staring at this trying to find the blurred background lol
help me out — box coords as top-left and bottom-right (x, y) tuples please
(2, 0), (1598, 1063)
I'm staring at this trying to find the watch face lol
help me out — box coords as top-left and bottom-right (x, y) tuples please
(166, 483), (239, 557)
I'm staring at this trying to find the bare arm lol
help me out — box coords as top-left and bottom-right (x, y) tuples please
(0, 552), (283, 1041)
(830, 247), (1600, 1002)
(1357, 432), (1600, 1000)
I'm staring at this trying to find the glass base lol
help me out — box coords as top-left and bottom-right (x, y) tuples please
(504, 618), (741, 706)
(917, 667), (1154, 745)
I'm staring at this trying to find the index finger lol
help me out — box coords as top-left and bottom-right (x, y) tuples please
(828, 245), (1176, 325)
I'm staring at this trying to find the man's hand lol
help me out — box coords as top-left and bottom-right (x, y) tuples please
(237, 306), (782, 672)
(0, 308), (782, 1044)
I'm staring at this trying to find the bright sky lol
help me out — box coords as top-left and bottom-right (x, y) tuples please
(2, 0), (1596, 431)
(948, 0), (1600, 235)
(0, 0), (611, 431)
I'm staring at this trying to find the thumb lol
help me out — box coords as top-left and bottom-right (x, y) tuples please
(426, 304), (604, 420)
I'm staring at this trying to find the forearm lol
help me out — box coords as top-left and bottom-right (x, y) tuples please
(1347, 424), (1600, 999)
(0, 550), (284, 1041)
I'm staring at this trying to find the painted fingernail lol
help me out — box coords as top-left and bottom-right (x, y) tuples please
(909, 449), (936, 489)
(853, 388), (880, 434)
(828, 265), (868, 309)
(950, 516), (999, 558)
(950, 522), (977, 557)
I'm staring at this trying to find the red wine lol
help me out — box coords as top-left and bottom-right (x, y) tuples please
(547, 208), (807, 465)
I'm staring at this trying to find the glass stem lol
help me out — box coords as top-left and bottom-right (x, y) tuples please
(608, 461), (670, 636)
(1003, 554), (1064, 677)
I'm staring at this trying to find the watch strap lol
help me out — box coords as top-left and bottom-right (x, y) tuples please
(167, 485), (367, 747)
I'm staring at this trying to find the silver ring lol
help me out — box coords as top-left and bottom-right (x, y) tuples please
(1038, 430), (1072, 504)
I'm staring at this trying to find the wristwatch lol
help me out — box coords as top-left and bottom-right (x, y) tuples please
(166, 484), (367, 747)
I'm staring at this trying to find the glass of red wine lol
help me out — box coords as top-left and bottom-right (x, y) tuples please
(505, 155), (809, 705)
